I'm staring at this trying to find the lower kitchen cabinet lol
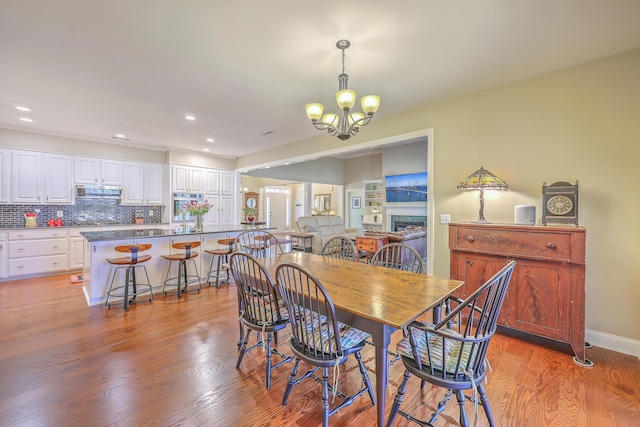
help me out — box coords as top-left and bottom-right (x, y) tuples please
(448, 222), (588, 364)
(8, 229), (69, 276)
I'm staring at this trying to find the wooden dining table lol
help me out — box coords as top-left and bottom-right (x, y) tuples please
(259, 251), (464, 427)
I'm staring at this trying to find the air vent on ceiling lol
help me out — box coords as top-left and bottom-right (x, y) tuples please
(261, 131), (274, 136)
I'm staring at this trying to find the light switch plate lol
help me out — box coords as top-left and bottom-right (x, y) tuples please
(440, 214), (451, 224)
(149, 210), (154, 216)
(57, 211), (63, 218)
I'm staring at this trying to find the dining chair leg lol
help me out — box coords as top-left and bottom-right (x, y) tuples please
(236, 331), (251, 369)
(387, 370), (411, 427)
(478, 383), (495, 427)
(455, 389), (469, 427)
(321, 367), (330, 427)
(282, 358), (300, 405)
(355, 351), (376, 404)
(265, 333), (273, 389)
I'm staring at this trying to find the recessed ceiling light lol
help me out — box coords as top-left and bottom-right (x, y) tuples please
(203, 148), (210, 152)
(115, 134), (126, 139)
(16, 106), (31, 112)
(285, 162), (291, 165)
(185, 115), (195, 121)
(206, 138), (214, 143)
(112, 134), (130, 141)
(20, 117), (33, 122)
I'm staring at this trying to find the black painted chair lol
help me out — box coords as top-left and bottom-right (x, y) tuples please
(320, 236), (358, 262)
(371, 242), (424, 273)
(235, 229), (285, 260)
(386, 261), (516, 427)
(229, 251), (293, 389)
(275, 261), (376, 427)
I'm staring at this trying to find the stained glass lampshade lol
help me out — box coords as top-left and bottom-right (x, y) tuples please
(457, 166), (508, 223)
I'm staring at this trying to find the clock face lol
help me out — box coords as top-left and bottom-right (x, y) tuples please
(546, 195), (573, 215)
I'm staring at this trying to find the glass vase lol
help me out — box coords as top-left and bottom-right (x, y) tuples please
(194, 215), (204, 232)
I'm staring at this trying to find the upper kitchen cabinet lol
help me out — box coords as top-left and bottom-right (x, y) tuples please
(43, 153), (74, 203)
(204, 169), (220, 194)
(11, 150), (73, 204)
(172, 165), (205, 193)
(220, 170), (233, 195)
(0, 149), (10, 203)
(122, 162), (164, 205)
(74, 157), (123, 185)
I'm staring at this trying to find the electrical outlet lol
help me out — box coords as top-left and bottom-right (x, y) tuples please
(148, 210), (154, 216)
(440, 214), (451, 224)
(57, 211), (63, 218)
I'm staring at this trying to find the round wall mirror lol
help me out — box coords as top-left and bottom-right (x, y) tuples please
(246, 197), (257, 209)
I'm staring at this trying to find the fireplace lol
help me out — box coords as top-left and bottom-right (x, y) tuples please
(390, 215), (427, 231)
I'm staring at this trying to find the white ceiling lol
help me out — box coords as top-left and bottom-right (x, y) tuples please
(1, 1), (640, 159)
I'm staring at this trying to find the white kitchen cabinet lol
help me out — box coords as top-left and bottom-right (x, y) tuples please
(144, 163), (164, 204)
(123, 162), (164, 205)
(69, 237), (85, 269)
(204, 169), (220, 194)
(8, 229), (68, 277)
(220, 170), (234, 195)
(43, 153), (74, 204)
(11, 150), (42, 203)
(69, 234), (85, 270)
(0, 233), (7, 278)
(172, 165), (205, 193)
(0, 149), (10, 203)
(220, 195), (234, 225)
(204, 194), (220, 226)
(12, 150), (73, 204)
(122, 162), (144, 204)
(74, 157), (123, 185)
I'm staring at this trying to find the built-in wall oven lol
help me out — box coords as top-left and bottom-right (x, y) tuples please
(173, 192), (204, 222)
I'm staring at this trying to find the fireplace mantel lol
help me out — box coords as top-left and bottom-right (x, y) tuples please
(383, 205), (427, 231)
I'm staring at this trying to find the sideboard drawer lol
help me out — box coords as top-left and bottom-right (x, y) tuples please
(452, 226), (572, 262)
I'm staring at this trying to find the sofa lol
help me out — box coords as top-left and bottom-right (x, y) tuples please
(294, 215), (360, 254)
(364, 226), (427, 259)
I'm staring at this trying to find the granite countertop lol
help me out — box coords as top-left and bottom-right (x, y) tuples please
(0, 223), (170, 231)
(80, 224), (273, 242)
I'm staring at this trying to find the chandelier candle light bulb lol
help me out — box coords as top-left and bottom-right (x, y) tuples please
(305, 39), (380, 140)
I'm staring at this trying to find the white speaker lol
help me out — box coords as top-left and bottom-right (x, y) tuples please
(515, 205), (536, 225)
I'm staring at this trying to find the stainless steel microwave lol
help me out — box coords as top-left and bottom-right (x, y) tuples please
(75, 185), (122, 200)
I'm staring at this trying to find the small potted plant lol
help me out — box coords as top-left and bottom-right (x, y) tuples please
(243, 206), (257, 222)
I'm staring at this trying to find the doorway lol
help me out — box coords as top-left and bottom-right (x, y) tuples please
(266, 193), (288, 231)
(346, 189), (364, 230)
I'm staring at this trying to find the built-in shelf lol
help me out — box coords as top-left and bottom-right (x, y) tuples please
(363, 180), (384, 230)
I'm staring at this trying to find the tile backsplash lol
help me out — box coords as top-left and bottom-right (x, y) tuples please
(0, 199), (165, 228)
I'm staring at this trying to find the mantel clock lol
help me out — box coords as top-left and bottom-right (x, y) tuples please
(542, 181), (579, 226)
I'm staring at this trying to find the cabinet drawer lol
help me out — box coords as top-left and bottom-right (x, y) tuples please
(9, 229), (68, 240)
(9, 238), (67, 258)
(9, 254), (67, 276)
(357, 242), (377, 252)
(452, 226), (572, 262)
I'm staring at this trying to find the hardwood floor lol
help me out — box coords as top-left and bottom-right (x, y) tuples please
(1, 273), (639, 426)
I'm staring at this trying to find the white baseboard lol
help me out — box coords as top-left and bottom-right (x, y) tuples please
(586, 329), (640, 361)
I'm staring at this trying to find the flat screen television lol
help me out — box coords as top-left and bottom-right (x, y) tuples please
(385, 172), (428, 203)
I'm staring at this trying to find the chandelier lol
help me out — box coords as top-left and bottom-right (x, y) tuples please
(305, 40), (380, 141)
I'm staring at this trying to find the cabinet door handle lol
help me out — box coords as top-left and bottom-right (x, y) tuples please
(466, 236), (475, 242)
(546, 242), (557, 249)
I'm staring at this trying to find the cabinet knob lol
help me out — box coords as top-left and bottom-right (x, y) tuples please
(546, 242), (557, 249)
(466, 236), (475, 243)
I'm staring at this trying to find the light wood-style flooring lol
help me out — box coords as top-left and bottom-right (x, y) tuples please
(1, 273), (639, 426)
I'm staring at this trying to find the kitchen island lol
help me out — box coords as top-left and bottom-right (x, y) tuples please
(81, 224), (272, 306)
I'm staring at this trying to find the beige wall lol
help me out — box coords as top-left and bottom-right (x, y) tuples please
(238, 48), (640, 343)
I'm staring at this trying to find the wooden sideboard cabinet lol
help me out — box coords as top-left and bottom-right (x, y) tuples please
(448, 223), (588, 365)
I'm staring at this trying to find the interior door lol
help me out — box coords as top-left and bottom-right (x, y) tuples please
(267, 194), (287, 231)
(348, 189), (364, 230)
